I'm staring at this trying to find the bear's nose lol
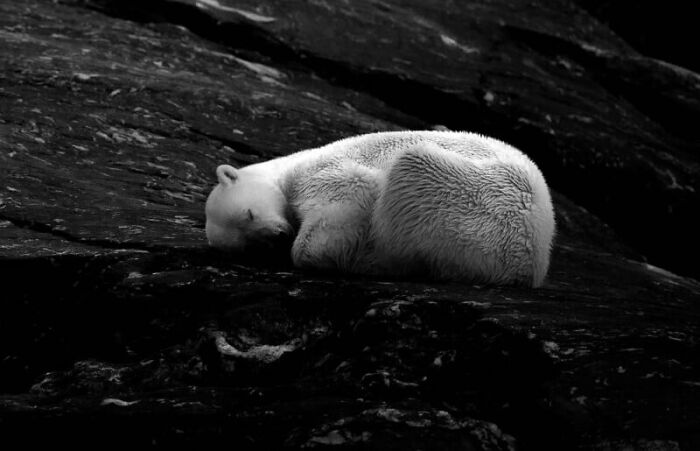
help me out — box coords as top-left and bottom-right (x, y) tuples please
(270, 227), (293, 247)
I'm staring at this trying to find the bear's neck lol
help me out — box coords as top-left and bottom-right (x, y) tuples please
(242, 146), (328, 197)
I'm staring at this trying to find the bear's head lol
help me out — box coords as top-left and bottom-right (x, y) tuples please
(205, 164), (293, 252)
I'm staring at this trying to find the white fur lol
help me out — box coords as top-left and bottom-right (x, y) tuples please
(205, 131), (556, 287)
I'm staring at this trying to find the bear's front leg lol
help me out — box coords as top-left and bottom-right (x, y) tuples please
(292, 202), (371, 272)
(290, 162), (379, 273)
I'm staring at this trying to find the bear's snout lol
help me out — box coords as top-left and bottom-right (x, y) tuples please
(267, 225), (294, 248)
(248, 223), (294, 251)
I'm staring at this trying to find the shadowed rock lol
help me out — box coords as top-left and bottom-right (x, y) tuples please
(1, 1), (699, 449)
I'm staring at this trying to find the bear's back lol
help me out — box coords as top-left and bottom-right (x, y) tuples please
(314, 131), (524, 169)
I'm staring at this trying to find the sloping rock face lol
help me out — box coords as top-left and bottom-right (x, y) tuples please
(576, 0), (700, 75)
(1, 1), (699, 449)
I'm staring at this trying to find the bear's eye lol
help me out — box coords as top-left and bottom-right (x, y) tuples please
(247, 209), (254, 221)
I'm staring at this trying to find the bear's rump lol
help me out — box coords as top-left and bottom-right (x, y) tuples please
(370, 142), (535, 283)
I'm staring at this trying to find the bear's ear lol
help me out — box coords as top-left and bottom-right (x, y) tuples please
(216, 164), (238, 185)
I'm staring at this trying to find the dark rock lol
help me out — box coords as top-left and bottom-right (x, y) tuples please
(1, 0), (699, 449)
(575, 0), (700, 74)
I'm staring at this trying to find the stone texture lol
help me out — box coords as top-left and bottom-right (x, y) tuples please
(1, 1), (699, 449)
(575, 0), (700, 74)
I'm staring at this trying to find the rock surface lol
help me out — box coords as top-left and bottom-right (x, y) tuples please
(576, 0), (700, 75)
(1, 0), (699, 449)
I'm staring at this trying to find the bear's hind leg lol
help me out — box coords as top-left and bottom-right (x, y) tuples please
(372, 141), (533, 284)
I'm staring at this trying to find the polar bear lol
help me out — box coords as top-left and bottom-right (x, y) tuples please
(205, 131), (555, 287)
